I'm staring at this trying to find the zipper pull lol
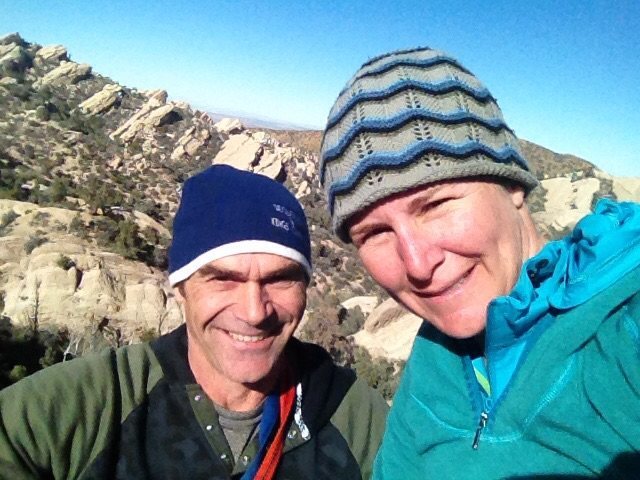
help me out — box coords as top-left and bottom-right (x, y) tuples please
(472, 411), (488, 450)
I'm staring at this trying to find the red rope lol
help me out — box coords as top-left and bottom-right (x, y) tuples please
(254, 377), (296, 480)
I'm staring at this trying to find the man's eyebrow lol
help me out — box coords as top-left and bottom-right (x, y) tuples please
(264, 264), (306, 281)
(194, 263), (305, 281)
(195, 264), (242, 279)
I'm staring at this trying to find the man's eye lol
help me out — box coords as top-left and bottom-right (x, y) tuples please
(207, 277), (236, 287)
(268, 272), (304, 288)
(270, 278), (296, 288)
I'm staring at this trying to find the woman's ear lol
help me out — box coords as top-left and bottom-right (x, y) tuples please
(508, 184), (526, 209)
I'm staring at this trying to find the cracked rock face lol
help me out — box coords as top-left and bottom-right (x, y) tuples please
(34, 44), (68, 63)
(0, 200), (182, 343)
(37, 61), (92, 85)
(213, 130), (301, 180)
(79, 84), (124, 115)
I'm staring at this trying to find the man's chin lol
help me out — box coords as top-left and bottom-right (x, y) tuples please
(228, 363), (280, 390)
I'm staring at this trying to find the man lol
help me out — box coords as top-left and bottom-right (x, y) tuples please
(0, 165), (388, 479)
(320, 47), (640, 478)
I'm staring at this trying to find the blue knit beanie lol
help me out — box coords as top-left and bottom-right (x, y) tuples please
(168, 165), (312, 286)
(320, 47), (539, 241)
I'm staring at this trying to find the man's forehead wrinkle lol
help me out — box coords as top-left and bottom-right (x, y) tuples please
(194, 255), (304, 282)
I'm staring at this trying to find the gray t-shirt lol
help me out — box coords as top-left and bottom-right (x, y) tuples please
(214, 402), (263, 463)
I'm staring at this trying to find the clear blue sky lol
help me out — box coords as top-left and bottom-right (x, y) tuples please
(2, 0), (638, 176)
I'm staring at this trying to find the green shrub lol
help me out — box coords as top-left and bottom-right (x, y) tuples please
(138, 328), (159, 343)
(113, 219), (143, 260)
(526, 184), (548, 214)
(8, 365), (27, 383)
(48, 178), (69, 202)
(30, 211), (50, 226)
(0, 169), (29, 201)
(24, 235), (47, 254)
(339, 306), (365, 336)
(35, 104), (50, 121)
(68, 215), (91, 241)
(591, 178), (616, 211)
(352, 346), (404, 401)
(56, 254), (75, 270)
(0, 210), (19, 231)
(0, 317), (70, 389)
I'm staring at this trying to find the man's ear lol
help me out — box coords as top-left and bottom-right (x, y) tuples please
(173, 283), (186, 305)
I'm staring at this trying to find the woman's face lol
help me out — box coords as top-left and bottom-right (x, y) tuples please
(349, 179), (538, 339)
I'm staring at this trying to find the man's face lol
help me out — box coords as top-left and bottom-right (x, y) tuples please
(348, 180), (533, 339)
(176, 253), (307, 390)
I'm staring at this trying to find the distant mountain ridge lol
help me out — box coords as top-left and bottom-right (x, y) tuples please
(207, 111), (317, 131)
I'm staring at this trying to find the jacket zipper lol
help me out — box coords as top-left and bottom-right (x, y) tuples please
(472, 410), (488, 449)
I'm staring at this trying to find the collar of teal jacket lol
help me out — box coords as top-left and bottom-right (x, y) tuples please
(483, 199), (640, 399)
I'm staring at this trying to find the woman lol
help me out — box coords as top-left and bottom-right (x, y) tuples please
(320, 47), (640, 478)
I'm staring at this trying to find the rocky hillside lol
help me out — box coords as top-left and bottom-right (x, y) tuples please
(0, 33), (379, 360)
(1, 33), (638, 393)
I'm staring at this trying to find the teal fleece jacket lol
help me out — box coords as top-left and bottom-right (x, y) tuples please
(374, 200), (640, 478)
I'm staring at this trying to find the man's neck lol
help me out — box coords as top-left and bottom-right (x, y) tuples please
(187, 347), (274, 412)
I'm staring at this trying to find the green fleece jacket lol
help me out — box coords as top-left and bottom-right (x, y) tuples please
(374, 200), (640, 478)
(0, 326), (388, 479)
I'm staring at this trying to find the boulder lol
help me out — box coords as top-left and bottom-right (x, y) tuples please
(144, 104), (181, 127)
(295, 179), (310, 198)
(0, 44), (31, 72)
(172, 101), (191, 112)
(170, 126), (212, 160)
(142, 89), (168, 106)
(533, 177), (601, 233)
(341, 295), (380, 316)
(35, 44), (68, 63)
(197, 111), (215, 126)
(79, 84), (124, 115)
(364, 297), (411, 332)
(213, 132), (287, 180)
(112, 103), (155, 140)
(353, 298), (423, 361)
(112, 103), (182, 142)
(542, 177), (600, 212)
(609, 177), (640, 202)
(0, 33), (25, 46)
(215, 117), (244, 135)
(38, 61), (92, 85)
(0, 199), (178, 342)
(120, 283), (167, 331)
(108, 155), (123, 170)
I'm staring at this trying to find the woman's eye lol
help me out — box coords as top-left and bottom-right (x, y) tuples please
(359, 227), (390, 245)
(421, 197), (451, 213)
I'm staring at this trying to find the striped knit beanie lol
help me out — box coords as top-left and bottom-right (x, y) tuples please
(168, 165), (312, 286)
(320, 47), (539, 241)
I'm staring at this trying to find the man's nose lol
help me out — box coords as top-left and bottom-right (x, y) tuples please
(240, 282), (273, 325)
(396, 227), (444, 284)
